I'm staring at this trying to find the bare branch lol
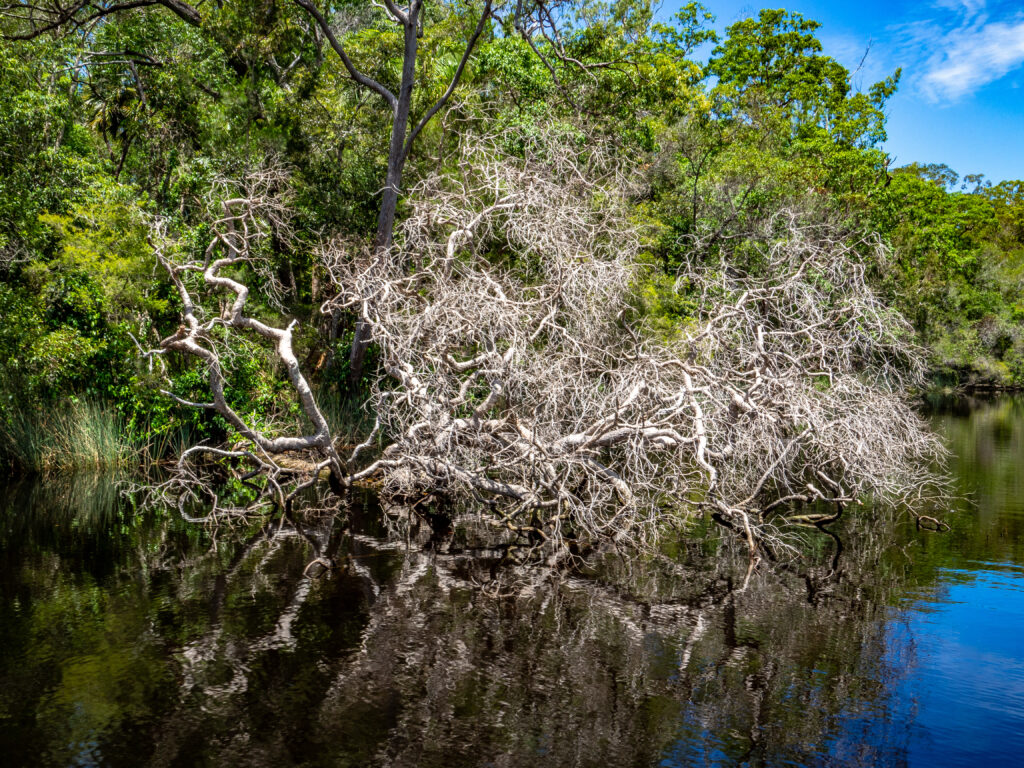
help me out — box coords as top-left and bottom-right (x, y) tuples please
(293, 0), (399, 112)
(319, 129), (946, 555)
(1, 0), (200, 40)
(148, 166), (344, 508)
(404, 0), (493, 157)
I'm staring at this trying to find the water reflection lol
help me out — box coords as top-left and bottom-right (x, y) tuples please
(0, 397), (1022, 767)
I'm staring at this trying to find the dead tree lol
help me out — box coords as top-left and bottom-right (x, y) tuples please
(315, 134), (945, 555)
(147, 168), (346, 517)
(147, 134), (944, 556)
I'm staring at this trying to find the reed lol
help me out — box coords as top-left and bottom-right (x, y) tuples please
(0, 399), (140, 473)
(0, 388), (371, 475)
(140, 421), (196, 468)
(311, 386), (377, 447)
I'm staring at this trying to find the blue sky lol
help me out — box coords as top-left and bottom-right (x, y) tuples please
(667, 0), (1024, 184)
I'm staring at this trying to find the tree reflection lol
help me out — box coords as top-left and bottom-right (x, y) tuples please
(0, 472), (944, 768)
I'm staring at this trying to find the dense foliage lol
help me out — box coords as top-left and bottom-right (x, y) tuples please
(1, 1), (1021, 473)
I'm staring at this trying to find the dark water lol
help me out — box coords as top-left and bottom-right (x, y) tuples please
(1, 398), (1023, 767)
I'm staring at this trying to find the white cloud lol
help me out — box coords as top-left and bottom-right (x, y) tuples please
(897, 2), (1024, 101)
(922, 15), (1024, 100)
(933, 0), (987, 15)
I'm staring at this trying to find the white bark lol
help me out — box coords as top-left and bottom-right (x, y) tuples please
(320, 136), (944, 554)
(150, 140), (944, 558)
(149, 169), (342, 511)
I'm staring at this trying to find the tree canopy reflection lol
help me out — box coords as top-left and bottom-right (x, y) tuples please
(1, 470), (954, 767)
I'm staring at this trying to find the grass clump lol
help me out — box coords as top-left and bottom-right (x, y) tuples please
(0, 399), (140, 473)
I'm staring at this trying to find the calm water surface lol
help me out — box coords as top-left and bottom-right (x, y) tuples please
(1, 397), (1022, 767)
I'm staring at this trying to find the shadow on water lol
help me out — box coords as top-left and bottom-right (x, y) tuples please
(1, 397), (1023, 767)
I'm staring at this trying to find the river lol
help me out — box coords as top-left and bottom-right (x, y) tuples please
(1, 396), (1022, 767)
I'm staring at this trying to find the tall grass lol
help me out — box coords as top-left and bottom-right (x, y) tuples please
(311, 385), (378, 447)
(140, 420), (195, 468)
(0, 399), (142, 473)
(0, 388), (372, 475)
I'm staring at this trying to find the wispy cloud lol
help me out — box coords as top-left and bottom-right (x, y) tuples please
(932, 0), (987, 15)
(910, 2), (1024, 101)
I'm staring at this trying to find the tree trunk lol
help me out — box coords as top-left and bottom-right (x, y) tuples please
(348, 4), (421, 388)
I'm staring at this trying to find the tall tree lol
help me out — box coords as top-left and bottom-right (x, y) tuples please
(294, 0), (493, 251)
(292, 0), (494, 381)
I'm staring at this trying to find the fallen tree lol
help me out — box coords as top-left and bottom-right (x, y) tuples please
(148, 134), (944, 558)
